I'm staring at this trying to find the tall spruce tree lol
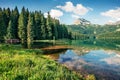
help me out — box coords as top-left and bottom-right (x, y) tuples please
(57, 25), (62, 39)
(18, 7), (28, 48)
(12, 6), (19, 38)
(3, 8), (10, 35)
(5, 20), (15, 39)
(46, 12), (52, 39)
(5, 7), (19, 40)
(40, 14), (46, 39)
(34, 11), (41, 40)
(27, 13), (35, 48)
(52, 19), (59, 40)
(0, 8), (6, 42)
(62, 25), (68, 38)
(4, 8), (11, 27)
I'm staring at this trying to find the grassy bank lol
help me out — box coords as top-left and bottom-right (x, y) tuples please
(0, 44), (95, 80)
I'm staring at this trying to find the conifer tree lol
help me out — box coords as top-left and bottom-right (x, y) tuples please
(52, 19), (59, 40)
(34, 11), (41, 40)
(12, 6), (19, 38)
(3, 8), (10, 34)
(4, 8), (11, 27)
(27, 13), (35, 48)
(18, 7), (28, 47)
(5, 20), (15, 39)
(40, 14), (46, 39)
(46, 12), (52, 39)
(0, 8), (6, 42)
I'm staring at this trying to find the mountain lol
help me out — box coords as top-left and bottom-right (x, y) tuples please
(106, 20), (120, 25)
(73, 18), (91, 25)
(116, 21), (120, 25)
(67, 21), (120, 35)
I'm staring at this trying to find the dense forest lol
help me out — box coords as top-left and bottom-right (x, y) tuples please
(0, 7), (120, 48)
(0, 7), (69, 48)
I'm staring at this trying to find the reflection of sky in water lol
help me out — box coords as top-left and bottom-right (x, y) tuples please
(58, 50), (120, 80)
(80, 50), (120, 66)
(59, 50), (120, 65)
(59, 50), (79, 62)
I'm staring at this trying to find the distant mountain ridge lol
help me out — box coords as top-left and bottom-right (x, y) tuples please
(106, 20), (120, 25)
(73, 18), (91, 25)
(67, 19), (120, 36)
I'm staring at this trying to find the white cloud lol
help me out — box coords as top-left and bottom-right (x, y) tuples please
(101, 8), (120, 20)
(50, 9), (63, 18)
(44, 13), (48, 18)
(108, 20), (114, 23)
(73, 4), (89, 15)
(56, 1), (91, 15)
(71, 14), (80, 19)
(44, 9), (63, 19)
(56, 1), (74, 12)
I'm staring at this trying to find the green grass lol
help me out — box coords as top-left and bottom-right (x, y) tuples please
(0, 44), (95, 80)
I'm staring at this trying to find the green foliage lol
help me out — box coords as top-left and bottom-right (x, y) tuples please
(0, 8), (6, 42)
(27, 13), (35, 48)
(86, 75), (96, 80)
(0, 6), (70, 44)
(40, 14), (46, 39)
(67, 24), (120, 40)
(34, 11), (42, 40)
(46, 12), (52, 39)
(71, 32), (89, 40)
(3, 8), (11, 29)
(5, 7), (19, 40)
(97, 31), (120, 44)
(5, 20), (15, 39)
(11, 6), (19, 39)
(52, 19), (59, 39)
(18, 7), (28, 48)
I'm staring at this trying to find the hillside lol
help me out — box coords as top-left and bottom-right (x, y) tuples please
(67, 22), (120, 35)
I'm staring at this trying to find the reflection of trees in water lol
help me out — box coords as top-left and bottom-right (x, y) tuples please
(73, 49), (89, 56)
(71, 40), (120, 50)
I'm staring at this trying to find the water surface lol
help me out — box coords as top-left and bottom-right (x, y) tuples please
(57, 40), (120, 80)
(36, 40), (120, 80)
(58, 49), (120, 80)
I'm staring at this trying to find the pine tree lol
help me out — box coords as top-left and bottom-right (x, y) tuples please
(27, 13), (35, 48)
(5, 20), (15, 39)
(57, 25), (62, 39)
(52, 19), (59, 40)
(5, 8), (11, 26)
(34, 11), (41, 40)
(12, 6), (19, 38)
(62, 25), (68, 38)
(40, 14), (46, 39)
(3, 8), (11, 31)
(46, 12), (52, 39)
(2, 8), (8, 34)
(18, 7), (28, 48)
(0, 8), (6, 42)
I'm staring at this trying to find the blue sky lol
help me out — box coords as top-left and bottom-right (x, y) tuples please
(0, 0), (120, 25)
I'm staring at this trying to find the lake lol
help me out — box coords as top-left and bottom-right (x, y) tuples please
(39, 40), (120, 80)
